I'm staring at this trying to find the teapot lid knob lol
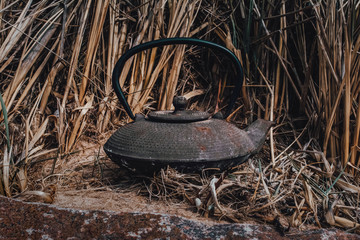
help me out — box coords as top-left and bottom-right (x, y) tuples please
(173, 96), (187, 111)
(148, 96), (210, 122)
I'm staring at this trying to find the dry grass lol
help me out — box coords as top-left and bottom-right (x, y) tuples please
(0, 0), (359, 232)
(145, 148), (360, 231)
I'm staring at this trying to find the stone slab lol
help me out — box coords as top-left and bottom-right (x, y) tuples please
(0, 196), (359, 239)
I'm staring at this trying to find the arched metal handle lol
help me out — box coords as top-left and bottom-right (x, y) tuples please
(112, 38), (244, 120)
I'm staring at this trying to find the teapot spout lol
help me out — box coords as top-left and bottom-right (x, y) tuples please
(245, 119), (274, 154)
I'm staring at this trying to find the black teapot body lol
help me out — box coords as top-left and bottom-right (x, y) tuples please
(104, 38), (273, 173)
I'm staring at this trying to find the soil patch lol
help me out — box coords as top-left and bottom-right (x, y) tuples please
(26, 141), (233, 225)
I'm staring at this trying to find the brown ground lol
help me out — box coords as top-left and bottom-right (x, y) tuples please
(26, 140), (234, 225)
(22, 140), (360, 235)
(54, 188), (229, 225)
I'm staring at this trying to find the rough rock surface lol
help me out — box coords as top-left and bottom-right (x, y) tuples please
(0, 196), (359, 239)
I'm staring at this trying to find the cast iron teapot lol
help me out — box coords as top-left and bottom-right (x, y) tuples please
(104, 38), (273, 173)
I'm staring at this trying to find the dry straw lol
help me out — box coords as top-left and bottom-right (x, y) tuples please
(0, 0), (359, 232)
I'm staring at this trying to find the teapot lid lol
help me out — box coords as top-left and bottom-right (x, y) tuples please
(147, 96), (210, 123)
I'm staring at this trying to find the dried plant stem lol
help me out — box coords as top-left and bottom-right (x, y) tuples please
(4, 7), (61, 112)
(59, 0), (90, 151)
(79, 0), (110, 104)
(252, 1), (301, 101)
